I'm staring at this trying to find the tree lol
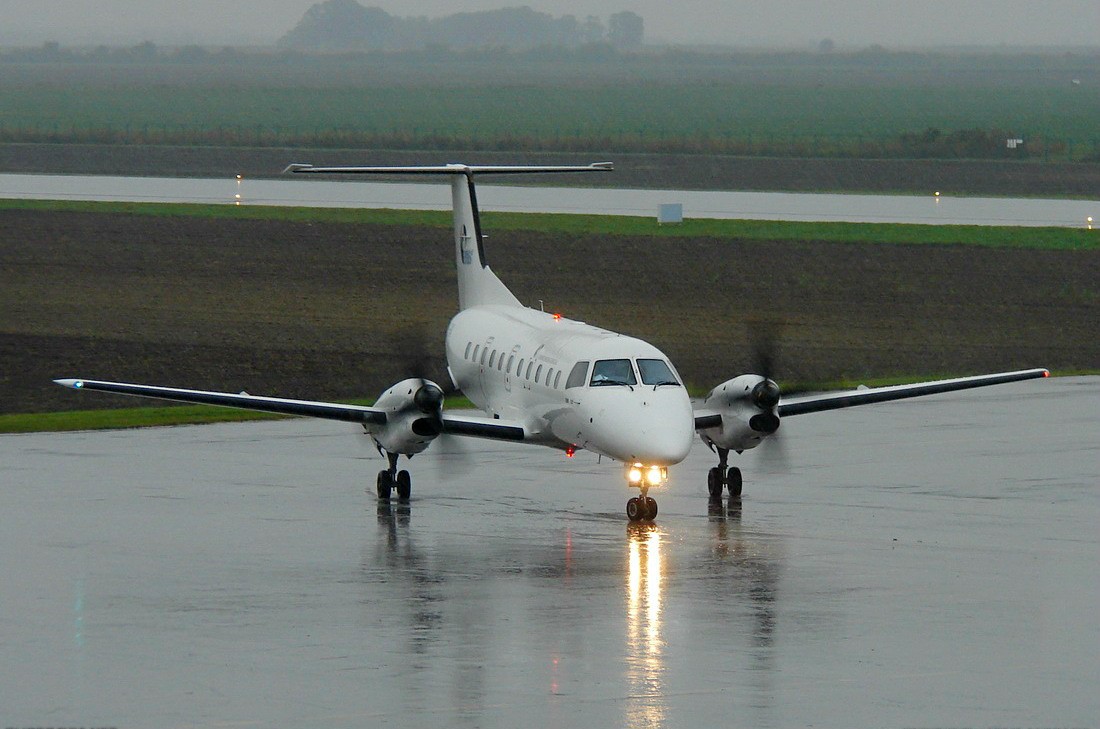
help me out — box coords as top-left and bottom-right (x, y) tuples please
(582, 15), (606, 43)
(607, 11), (643, 49)
(278, 0), (395, 51)
(130, 41), (159, 62)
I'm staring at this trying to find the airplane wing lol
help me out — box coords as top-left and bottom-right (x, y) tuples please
(53, 378), (530, 442)
(776, 368), (1049, 417)
(441, 413), (526, 441)
(53, 379), (388, 425)
(693, 411), (723, 430)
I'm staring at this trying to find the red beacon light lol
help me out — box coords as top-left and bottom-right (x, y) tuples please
(553, 312), (562, 321)
(566, 445), (576, 458)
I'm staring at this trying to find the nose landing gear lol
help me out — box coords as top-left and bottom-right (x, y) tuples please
(627, 489), (658, 522)
(376, 451), (412, 500)
(625, 463), (666, 521)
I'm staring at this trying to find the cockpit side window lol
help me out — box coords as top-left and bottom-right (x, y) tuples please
(565, 361), (590, 389)
(590, 359), (638, 387)
(637, 359), (680, 386)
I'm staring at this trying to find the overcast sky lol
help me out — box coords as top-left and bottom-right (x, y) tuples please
(2, 0), (1098, 48)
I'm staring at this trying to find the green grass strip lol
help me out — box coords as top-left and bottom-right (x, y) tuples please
(0, 404), (289, 433)
(0, 395), (479, 434)
(2, 197), (1096, 250)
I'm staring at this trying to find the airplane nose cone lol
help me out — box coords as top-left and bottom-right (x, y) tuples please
(586, 390), (694, 466)
(634, 420), (694, 465)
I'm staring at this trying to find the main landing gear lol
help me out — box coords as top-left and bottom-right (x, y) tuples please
(376, 452), (412, 501)
(707, 447), (743, 498)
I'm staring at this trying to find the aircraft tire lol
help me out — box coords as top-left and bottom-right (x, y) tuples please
(396, 470), (412, 500)
(377, 471), (393, 500)
(627, 497), (643, 521)
(726, 467), (743, 497)
(707, 467), (723, 498)
(645, 497), (658, 520)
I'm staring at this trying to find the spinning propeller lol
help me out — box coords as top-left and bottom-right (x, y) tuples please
(746, 321), (796, 471)
(397, 325), (473, 474)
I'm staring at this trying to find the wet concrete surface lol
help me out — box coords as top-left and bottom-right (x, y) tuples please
(2, 377), (1097, 728)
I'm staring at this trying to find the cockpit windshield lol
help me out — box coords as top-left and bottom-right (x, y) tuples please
(637, 359), (680, 386)
(590, 359), (638, 387)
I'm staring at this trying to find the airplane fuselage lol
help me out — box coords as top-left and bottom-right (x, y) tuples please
(445, 305), (695, 466)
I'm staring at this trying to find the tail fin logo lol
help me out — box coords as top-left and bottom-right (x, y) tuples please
(460, 226), (474, 265)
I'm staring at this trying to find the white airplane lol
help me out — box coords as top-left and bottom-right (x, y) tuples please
(56, 162), (1049, 521)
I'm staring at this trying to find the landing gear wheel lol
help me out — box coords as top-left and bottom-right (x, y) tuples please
(395, 470), (412, 500)
(707, 467), (723, 498)
(726, 467), (743, 497)
(627, 496), (658, 521)
(376, 470), (393, 500)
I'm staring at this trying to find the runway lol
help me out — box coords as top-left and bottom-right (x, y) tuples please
(2, 172), (1097, 227)
(2, 376), (1097, 728)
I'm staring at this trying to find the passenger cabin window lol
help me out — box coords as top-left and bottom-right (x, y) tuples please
(565, 361), (590, 389)
(590, 359), (637, 387)
(637, 358), (680, 386)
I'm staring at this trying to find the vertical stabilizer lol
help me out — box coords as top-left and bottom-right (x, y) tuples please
(285, 162), (612, 310)
(449, 172), (522, 309)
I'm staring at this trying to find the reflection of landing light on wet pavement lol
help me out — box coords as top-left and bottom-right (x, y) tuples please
(626, 525), (665, 729)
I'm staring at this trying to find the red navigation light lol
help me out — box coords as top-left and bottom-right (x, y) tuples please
(553, 312), (562, 321)
(1042, 370), (1050, 377)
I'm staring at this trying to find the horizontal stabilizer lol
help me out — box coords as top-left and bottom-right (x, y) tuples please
(284, 162), (613, 176)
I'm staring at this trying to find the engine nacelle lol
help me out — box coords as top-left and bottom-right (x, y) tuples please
(698, 374), (781, 452)
(368, 377), (446, 455)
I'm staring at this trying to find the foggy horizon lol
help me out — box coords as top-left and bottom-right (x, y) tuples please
(2, 0), (1099, 49)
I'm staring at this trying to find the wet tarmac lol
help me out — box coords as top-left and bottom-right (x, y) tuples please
(2, 376), (1097, 728)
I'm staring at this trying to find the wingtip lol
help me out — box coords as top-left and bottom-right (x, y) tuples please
(54, 378), (84, 388)
(282, 163), (313, 174)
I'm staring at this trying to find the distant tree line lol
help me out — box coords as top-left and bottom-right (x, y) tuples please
(1, 122), (1091, 162)
(0, 40), (251, 64)
(277, 0), (644, 51)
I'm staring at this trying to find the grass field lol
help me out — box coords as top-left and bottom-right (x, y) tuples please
(3, 198), (1097, 427)
(2, 54), (1099, 159)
